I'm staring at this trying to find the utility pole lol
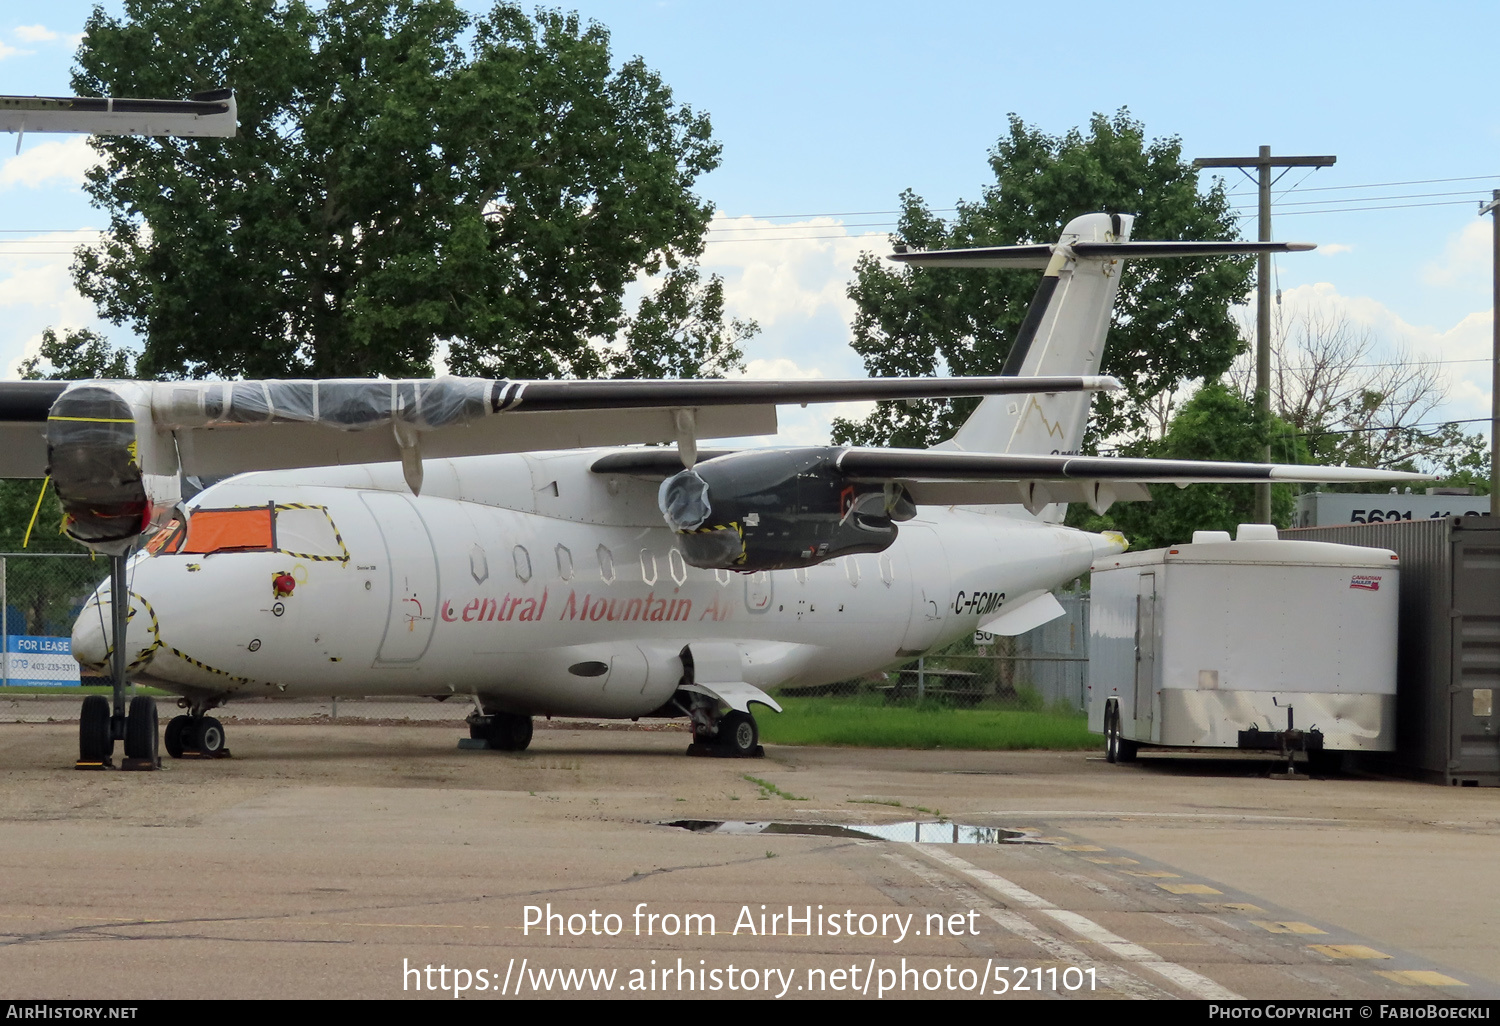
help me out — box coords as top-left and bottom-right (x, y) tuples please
(1481, 190), (1500, 516)
(1193, 147), (1336, 524)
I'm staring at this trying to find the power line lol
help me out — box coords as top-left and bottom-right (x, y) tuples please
(1229, 188), (1490, 211)
(1226, 173), (1500, 198)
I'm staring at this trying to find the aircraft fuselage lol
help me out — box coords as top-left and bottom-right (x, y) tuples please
(74, 449), (1109, 718)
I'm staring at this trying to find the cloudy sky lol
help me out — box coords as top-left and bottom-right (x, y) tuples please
(1, 1), (1495, 446)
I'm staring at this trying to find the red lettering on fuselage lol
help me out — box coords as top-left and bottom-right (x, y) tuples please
(439, 586), (713, 625)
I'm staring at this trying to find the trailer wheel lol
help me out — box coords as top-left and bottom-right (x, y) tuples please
(1104, 701), (1120, 764)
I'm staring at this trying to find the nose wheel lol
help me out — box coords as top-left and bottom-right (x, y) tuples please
(163, 713), (230, 759)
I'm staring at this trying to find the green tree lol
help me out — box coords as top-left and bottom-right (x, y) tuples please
(835, 109), (1250, 449)
(69, 0), (748, 381)
(1070, 380), (1304, 551)
(17, 327), (137, 380)
(1228, 309), (1489, 488)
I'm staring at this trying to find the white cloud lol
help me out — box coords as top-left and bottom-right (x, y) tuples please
(0, 136), (100, 189)
(0, 40), (31, 59)
(1422, 219), (1491, 290)
(699, 212), (888, 333)
(1263, 281), (1494, 427)
(1317, 243), (1352, 255)
(14, 25), (58, 43)
(0, 230), (115, 378)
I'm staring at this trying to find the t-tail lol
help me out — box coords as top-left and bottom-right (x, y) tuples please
(891, 212), (1312, 520)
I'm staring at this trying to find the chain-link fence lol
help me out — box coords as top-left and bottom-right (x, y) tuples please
(0, 553), (106, 685)
(776, 587), (1090, 711)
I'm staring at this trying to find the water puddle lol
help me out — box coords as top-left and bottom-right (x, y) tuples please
(664, 820), (1035, 844)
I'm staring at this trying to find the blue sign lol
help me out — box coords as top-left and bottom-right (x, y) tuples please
(4, 635), (80, 687)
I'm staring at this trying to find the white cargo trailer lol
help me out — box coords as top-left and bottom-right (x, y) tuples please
(1087, 525), (1399, 763)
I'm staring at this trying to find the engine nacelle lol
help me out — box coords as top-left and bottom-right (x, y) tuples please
(45, 383), (180, 554)
(658, 447), (915, 571)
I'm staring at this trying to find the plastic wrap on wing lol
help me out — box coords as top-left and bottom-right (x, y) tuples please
(151, 377), (504, 431)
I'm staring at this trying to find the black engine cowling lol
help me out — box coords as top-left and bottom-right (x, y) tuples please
(658, 447), (915, 571)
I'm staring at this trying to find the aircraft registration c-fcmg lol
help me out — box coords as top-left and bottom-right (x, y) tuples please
(0, 212), (1430, 767)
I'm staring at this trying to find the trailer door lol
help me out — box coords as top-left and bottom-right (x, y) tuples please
(1134, 572), (1157, 735)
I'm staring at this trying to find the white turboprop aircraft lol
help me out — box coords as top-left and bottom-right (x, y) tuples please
(0, 212), (1428, 766)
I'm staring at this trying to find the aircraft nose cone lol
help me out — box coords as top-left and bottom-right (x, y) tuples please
(71, 591), (156, 675)
(71, 612), (107, 671)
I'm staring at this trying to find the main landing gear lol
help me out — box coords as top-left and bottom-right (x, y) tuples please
(466, 711), (533, 752)
(76, 554), (162, 770)
(687, 703), (764, 759)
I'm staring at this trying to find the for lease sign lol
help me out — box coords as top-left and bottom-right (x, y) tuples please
(5, 636), (80, 687)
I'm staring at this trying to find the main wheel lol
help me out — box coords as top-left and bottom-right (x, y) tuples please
(193, 716), (226, 756)
(164, 715), (190, 759)
(716, 711), (759, 757)
(485, 713), (533, 752)
(504, 715), (533, 752)
(79, 694), (113, 762)
(124, 696), (159, 761)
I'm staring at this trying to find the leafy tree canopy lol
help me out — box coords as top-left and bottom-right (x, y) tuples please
(69, 0), (751, 381)
(1069, 380), (1304, 551)
(835, 109), (1250, 449)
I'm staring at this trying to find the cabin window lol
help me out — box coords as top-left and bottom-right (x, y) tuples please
(513, 545), (532, 583)
(179, 506), (274, 554)
(668, 549), (688, 587)
(556, 543), (574, 581)
(640, 549), (658, 586)
(597, 544), (615, 583)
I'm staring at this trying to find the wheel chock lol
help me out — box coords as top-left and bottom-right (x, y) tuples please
(120, 757), (162, 771)
(177, 748), (232, 759)
(685, 742), (765, 759)
(457, 738), (489, 750)
(74, 758), (114, 770)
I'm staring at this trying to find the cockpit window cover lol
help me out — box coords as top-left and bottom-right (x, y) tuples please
(274, 504), (349, 562)
(179, 506), (274, 554)
(145, 519), (185, 555)
(166, 503), (349, 561)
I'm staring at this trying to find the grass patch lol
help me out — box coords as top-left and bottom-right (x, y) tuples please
(757, 696), (1100, 751)
(0, 685), (173, 696)
(742, 774), (807, 801)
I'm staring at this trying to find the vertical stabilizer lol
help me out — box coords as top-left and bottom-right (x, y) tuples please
(889, 215), (1311, 521)
(945, 211), (1131, 458)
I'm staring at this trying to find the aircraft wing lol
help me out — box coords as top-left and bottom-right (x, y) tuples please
(833, 448), (1433, 513)
(0, 90), (237, 137)
(0, 374), (1119, 480)
(891, 239), (1314, 269)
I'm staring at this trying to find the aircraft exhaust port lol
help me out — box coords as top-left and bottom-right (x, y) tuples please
(663, 820), (1038, 844)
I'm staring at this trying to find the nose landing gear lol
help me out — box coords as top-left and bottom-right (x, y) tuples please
(164, 710), (230, 759)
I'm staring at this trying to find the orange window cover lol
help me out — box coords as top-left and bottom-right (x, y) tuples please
(180, 508), (274, 554)
(145, 520), (185, 555)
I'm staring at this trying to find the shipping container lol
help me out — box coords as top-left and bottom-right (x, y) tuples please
(1288, 518), (1500, 785)
(1088, 525), (1399, 764)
